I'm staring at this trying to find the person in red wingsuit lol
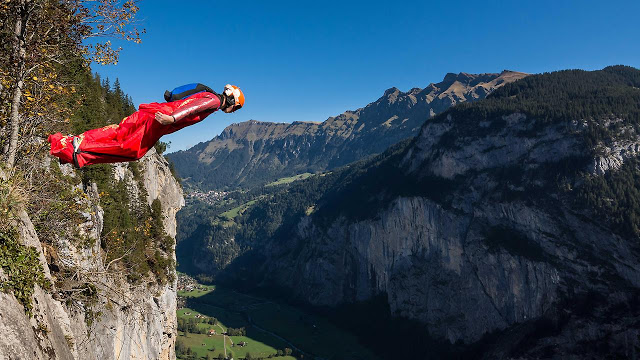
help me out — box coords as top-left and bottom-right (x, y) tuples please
(48, 84), (245, 168)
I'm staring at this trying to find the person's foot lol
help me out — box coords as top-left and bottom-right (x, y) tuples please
(48, 133), (75, 165)
(72, 136), (82, 153)
(71, 136), (85, 168)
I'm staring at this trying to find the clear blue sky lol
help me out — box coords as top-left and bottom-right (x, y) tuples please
(95, 0), (640, 152)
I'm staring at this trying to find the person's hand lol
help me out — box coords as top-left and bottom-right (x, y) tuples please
(155, 111), (175, 125)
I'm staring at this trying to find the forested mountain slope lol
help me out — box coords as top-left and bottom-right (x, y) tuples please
(168, 70), (527, 190)
(200, 66), (640, 358)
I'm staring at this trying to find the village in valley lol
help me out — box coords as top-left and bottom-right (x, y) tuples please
(185, 190), (229, 205)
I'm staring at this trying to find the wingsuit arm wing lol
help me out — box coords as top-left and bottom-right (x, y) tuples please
(171, 95), (221, 122)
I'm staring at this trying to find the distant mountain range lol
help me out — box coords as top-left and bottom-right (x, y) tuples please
(167, 70), (528, 190)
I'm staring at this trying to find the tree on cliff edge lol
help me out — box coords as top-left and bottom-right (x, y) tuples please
(0, 0), (144, 169)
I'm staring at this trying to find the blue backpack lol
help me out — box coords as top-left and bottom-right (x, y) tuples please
(164, 83), (214, 102)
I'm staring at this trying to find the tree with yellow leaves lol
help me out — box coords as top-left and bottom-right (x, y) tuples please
(0, 0), (144, 169)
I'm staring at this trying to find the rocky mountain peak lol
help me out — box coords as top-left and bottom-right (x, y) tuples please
(383, 86), (401, 96)
(442, 72), (461, 83)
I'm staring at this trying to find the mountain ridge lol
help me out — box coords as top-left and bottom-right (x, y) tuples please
(168, 70), (528, 189)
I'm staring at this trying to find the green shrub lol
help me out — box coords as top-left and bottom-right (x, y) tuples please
(0, 229), (51, 316)
(154, 141), (169, 155)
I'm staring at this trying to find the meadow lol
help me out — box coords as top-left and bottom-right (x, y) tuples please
(177, 282), (378, 359)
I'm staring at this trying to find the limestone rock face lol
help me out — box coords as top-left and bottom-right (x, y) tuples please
(138, 148), (185, 239)
(266, 197), (566, 343)
(0, 150), (183, 360)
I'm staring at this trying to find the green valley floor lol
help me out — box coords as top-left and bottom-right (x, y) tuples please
(176, 278), (378, 360)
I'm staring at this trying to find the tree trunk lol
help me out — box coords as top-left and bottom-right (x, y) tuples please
(6, 1), (28, 169)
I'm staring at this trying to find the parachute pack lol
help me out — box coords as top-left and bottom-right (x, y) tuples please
(164, 83), (215, 102)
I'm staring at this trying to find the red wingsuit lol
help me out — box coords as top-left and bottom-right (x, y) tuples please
(48, 91), (221, 168)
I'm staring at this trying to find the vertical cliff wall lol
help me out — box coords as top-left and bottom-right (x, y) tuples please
(0, 148), (184, 359)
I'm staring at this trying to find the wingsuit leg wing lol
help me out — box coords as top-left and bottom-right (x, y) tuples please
(48, 109), (154, 168)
